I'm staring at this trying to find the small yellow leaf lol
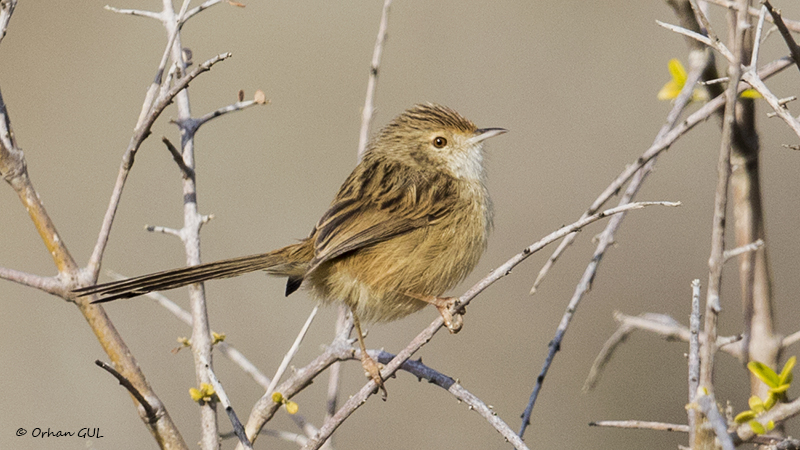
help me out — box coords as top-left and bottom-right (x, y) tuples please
(667, 59), (688, 85)
(769, 384), (790, 395)
(189, 387), (203, 402)
(658, 81), (682, 101)
(749, 361), (781, 388)
(779, 356), (796, 384)
(749, 419), (766, 435)
(748, 395), (765, 413)
(764, 392), (778, 410)
(734, 410), (757, 423)
(767, 420), (775, 431)
(272, 392), (284, 403)
(739, 89), (762, 99)
(212, 332), (226, 344)
(285, 401), (299, 415)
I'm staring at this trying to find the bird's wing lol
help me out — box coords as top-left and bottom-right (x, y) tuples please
(306, 158), (458, 275)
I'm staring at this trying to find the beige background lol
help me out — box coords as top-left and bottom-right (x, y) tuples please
(2, 1), (800, 449)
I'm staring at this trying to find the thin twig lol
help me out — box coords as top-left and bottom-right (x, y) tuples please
(0, 267), (64, 296)
(184, 0), (227, 22)
(357, 0), (392, 160)
(0, 0), (17, 46)
(95, 359), (156, 420)
(325, 306), (350, 424)
(145, 224), (182, 237)
(704, 0), (800, 33)
(657, 19), (735, 62)
(741, 70), (800, 138)
(688, 279), (701, 444)
(695, 3), (748, 448)
(696, 393), (736, 450)
(723, 239), (764, 262)
(763, 0), (800, 74)
(266, 306), (319, 396)
(162, 136), (195, 179)
(104, 5), (162, 20)
(699, 0), (747, 393)
(185, 98), (266, 134)
(369, 350), (530, 450)
(225, 428), (308, 446)
(783, 330), (800, 349)
(589, 420), (690, 433)
(206, 366), (253, 450)
(154, 2), (223, 447)
(750, 5), (767, 69)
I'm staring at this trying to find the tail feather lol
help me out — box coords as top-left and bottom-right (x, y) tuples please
(75, 251), (294, 303)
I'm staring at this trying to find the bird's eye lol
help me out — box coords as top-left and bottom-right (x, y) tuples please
(432, 136), (447, 148)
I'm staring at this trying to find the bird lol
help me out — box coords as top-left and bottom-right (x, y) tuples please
(74, 103), (506, 397)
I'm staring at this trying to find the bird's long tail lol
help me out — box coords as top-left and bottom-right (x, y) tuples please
(74, 242), (310, 303)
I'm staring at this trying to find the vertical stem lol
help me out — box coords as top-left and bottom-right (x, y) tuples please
(688, 279), (701, 445)
(163, 0), (219, 448)
(695, 1), (748, 448)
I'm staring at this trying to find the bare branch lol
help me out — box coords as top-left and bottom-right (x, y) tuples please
(186, 97), (267, 133)
(266, 306), (319, 396)
(95, 360), (157, 424)
(589, 420), (689, 433)
(0, 0), (17, 46)
(357, 0), (393, 160)
(741, 70), (800, 137)
(145, 224), (182, 237)
(783, 330), (800, 349)
(324, 306), (350, 425)
(723, 239), (764, 262)
(183, 0), (227, 22)
(369, 350), (530, 450)
(0, 89), (79, 276)
(657, 19), (735, 62)
(763, 0), (800, 74)
(0, 267), (64, 296)
(162, 137), (195, 179)
(207, 367), (253, 450)
(687, 279), (701, 444)
(696, 393), (736, 450)
(705, 0), (800, 33)
(104, 5), (162, 20)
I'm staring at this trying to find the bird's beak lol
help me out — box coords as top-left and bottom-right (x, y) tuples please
(469, 127), (508, 144)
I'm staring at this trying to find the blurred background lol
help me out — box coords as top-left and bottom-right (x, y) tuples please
(2, 1), (800, 449)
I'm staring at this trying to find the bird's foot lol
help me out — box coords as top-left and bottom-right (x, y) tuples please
(406, 292), (465, 334)
(434, 297), (464, 334)
(360, 352), (387, 400)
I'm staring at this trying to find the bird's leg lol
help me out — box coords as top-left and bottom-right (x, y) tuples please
(351, 309), (387, 400)
(406, 293), (464, 334)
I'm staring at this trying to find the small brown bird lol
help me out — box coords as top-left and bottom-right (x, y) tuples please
(74, 103), (506, 396)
